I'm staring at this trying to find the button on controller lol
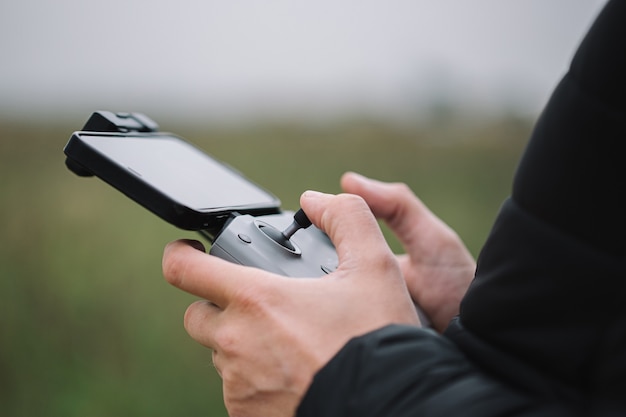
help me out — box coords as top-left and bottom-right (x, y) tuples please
(238, 234), (252, 244)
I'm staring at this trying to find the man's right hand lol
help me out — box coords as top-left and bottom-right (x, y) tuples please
(341, 172), (476, 332)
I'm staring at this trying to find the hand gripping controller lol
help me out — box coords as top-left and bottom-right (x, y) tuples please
(207, 209), (431, 326)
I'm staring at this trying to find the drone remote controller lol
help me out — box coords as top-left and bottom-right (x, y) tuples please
(64, 111), (429, 325)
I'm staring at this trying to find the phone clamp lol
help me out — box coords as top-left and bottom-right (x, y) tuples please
(82, 111), (159, 133)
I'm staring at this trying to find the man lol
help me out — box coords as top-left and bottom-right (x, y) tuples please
(163, 1), (625, 415)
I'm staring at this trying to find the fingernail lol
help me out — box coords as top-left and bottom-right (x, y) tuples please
(302, 190), (325, 199)
(344, 171), (375, 186)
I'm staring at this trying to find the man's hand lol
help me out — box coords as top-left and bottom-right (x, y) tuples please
(163, 190), (419, 417)
(341, 172), (476, 332)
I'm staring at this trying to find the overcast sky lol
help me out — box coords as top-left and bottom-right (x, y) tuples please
(0, 0), (607, 123)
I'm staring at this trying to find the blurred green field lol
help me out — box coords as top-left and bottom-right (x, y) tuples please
(0, 115), (530, 416)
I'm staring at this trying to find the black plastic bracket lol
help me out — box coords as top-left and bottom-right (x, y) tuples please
(81, 111), (159, 133)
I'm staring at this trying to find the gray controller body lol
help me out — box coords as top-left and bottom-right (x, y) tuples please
(209, 211), (338, 278)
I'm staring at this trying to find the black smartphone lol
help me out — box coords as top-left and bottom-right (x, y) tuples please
(63, 112), (281, 235)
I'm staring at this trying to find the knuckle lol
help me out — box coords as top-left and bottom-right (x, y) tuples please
(182, 301), (201, 330)
(162, 251), (185, 287)
(386, 182), (415, 210)
(388, 181), (412, 196)
(213, 325), (239, 355)
(232, 282), (274, 315)
(322, 193), (368, 223)
(385, 182), (420, 226)
(336, 192), (368, 207)
(376, 251), (400, 272)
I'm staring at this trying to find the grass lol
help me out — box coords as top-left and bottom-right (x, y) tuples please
(0, 114), (530, 416)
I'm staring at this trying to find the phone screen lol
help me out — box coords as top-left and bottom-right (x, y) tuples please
(79, 134), (278, 211)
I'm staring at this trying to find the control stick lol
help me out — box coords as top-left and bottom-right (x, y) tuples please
(281, 209), (312, 240)
(258, 209), (312, 252)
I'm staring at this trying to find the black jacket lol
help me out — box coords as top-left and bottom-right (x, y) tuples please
(298, 1), (626, 415)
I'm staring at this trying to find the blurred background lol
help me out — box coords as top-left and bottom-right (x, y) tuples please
(0, 1), (606, 416)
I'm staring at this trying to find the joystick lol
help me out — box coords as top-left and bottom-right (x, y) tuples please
(257, 209), (312, 253)
(281, 209), (312, 239)
(258, 223), (299, 252)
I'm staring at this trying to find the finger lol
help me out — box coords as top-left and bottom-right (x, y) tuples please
(340, 172), (442, 251)
(163, 239), (267, 307)
(184, 299), (221, 348)
(300, 190), (396, 271)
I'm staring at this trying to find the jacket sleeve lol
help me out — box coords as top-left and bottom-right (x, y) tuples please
(447, 0), (626, 404)
(296, 325), (570, 417)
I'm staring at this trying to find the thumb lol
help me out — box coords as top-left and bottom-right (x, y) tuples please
(340, 172), (445, 254)
(300, 190), (398, 273)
